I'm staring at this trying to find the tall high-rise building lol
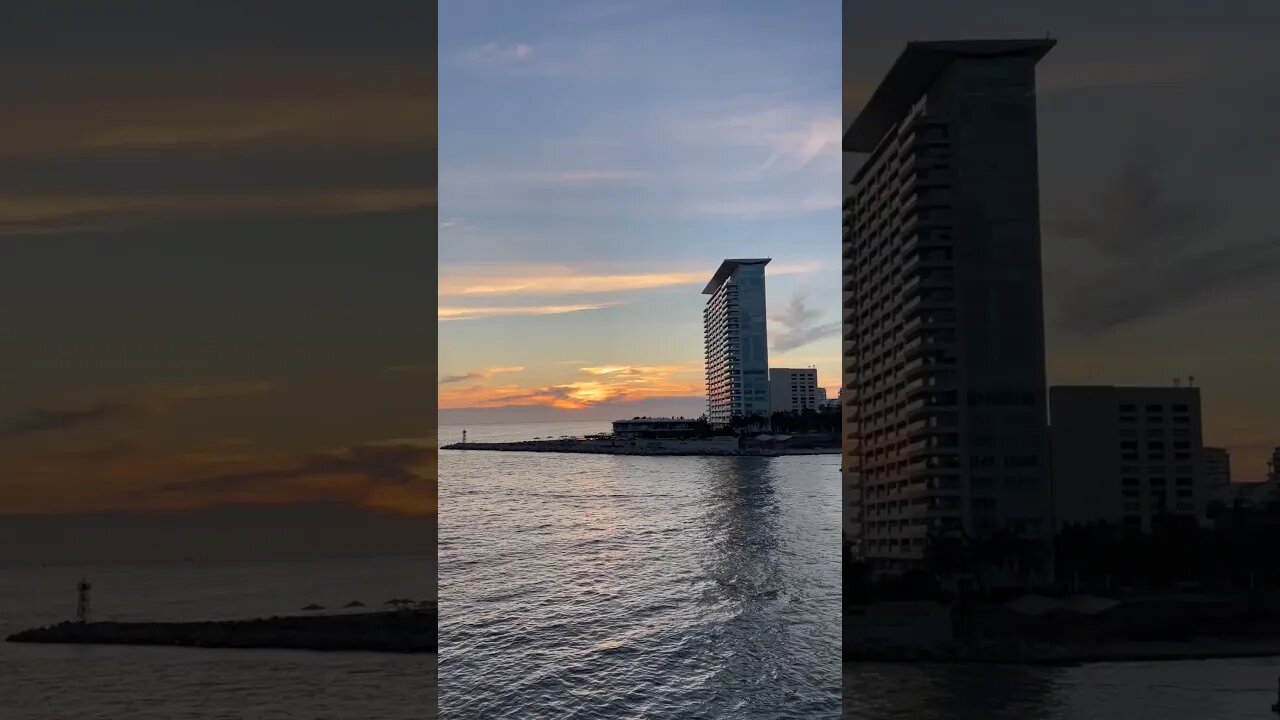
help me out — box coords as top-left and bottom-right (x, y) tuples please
(1050, 385), (1209, 532)
(703, 259), (771, 426)
(842, 40), (1056, 569)
(769, 368), (820, 414)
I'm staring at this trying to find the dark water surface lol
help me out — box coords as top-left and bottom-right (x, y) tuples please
(0, 556), (436, 719)
(438, 421), (843, 718)
(845, 657), (1280, 719)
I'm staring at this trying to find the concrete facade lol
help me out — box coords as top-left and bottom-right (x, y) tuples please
(842, 40), (1056, 566)
(703, 259), (771, 426)
(1049, 385), (1209, 532)
(769, 368), (820, 414)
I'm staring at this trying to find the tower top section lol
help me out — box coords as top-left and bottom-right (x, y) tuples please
(702, 258), (771, 295)
(844, 39), (1056, 153)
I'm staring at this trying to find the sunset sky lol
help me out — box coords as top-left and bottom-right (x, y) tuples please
(845, 0), (1280, 480)
(438, 0), (843, 421)
(0, 1), (436, 562)
(440, 0), (1278, 481)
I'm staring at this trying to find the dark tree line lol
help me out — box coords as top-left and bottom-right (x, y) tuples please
(1056, 503), (1280, 593)
(845, 500), (1280, 607)
(768, 407), (840, 435)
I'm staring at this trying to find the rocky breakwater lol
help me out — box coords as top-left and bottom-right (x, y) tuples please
(442, 439), (783, 456)
(6, 609), (437, 654)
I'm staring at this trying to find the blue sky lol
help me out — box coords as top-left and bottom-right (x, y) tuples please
(438, 0), (842, 412)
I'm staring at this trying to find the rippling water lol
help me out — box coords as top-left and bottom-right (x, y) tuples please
(845, 659), (1280, 719)
(438, 421), (842, 718)
(0, 556), (436, 719)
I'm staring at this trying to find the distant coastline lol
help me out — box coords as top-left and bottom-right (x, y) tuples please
(442, 438), (839, 457)
(844, 638), (1280, 666)
(7, 609), (437, 654)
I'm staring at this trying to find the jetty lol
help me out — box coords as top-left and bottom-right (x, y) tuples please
(442, 437), (838, 457)
(7, 609), (437, 654)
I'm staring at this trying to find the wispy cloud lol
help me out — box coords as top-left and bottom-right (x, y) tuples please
(438, 262), (819, 298)
(1, 434), (437, 515)
(156, 440), (435, 516)
(665, 100), (841, 177)
(438, 303), (619, 322)
(0, 188), (435, 236)
(770, 293), (840, 352)
(2, 382), (273, 438)
(1050, 151), (1280, 333)
(439, 366), (524, 384)
(458, 42), (538, 68)
(541, 169), (653, 184)
(580, 364), (694, 376)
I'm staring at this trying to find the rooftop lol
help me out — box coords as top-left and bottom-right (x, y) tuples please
(844, 39), (1056, 153)
(702, 258), (771, 295)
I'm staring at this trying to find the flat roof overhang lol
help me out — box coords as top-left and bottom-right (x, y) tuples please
(702, 258), (772, 295)
(844, 39), (1056, 153)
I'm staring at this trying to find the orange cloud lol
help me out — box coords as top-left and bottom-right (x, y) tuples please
(3, 62), (437, 162)
(2, 381), (273, 438)
(0, 436), (436, 516)
(439, 366), (525, 384)
(0, 188), (435, 235)
(438, 262), (819, 298)
(438, 364), (703, 410)
(438, 303), (618, 321)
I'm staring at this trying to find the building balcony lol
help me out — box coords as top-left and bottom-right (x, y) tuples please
(903, 335), (956, 361)
(895, 157), (928, 182)
(905, 461), (961, 480)
(901, 273), (921, 295)
(905, 395), (957, 419)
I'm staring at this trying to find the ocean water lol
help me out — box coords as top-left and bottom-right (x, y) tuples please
(437, 421), (844, 718)
(844, 659), (1280, 719)
(0, 556), (436, 719)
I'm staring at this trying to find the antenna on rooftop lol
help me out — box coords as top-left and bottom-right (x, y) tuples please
(1189, 375), (1196, 387)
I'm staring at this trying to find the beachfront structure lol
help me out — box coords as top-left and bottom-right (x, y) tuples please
(842, 40), (1056, 568)
(703, 259), (771, 426)
(1050, 385), (1209, 532)
(611, 417), (699, 439)
(769, 368), (820, 414)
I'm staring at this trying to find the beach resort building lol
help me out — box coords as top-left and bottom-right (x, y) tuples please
(842, 40), (1057, 569)
(703, 259), (771, 426)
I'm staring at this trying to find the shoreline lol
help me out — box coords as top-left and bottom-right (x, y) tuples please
(845, 639), (1280, 666)
(441, 440), (839, 457)
(6, 610), (437, 654)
